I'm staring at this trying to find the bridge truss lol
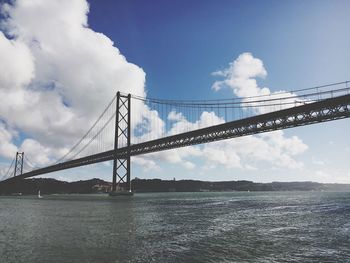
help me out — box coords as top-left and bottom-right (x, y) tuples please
(3, 90), (350, 184)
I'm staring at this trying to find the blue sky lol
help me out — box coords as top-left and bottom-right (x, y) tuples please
(0, 0), (349, 183)
(87, 0), (350, 98)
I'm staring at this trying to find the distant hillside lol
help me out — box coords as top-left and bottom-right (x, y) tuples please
(0, 178), (349, 195)
(130, 178), (350, 192)
(0, 178), (109, 195)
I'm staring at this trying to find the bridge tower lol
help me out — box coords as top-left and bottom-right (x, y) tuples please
(112, 92), (131, 193)
(14, 152), (24, 177)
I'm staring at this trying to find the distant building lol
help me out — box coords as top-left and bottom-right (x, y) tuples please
(92, 183), (112, 193)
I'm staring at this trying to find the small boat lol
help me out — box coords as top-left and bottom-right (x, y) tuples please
(38, 190), (43, 198)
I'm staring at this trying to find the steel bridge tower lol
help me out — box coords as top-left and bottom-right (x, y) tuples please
(14, 152), (24, 177)
(112, 92), (131, 193)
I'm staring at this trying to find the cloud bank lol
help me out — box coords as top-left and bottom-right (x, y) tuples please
(147, 53), (308, 172)
(0, 0), (145, 164)
(0, 1), (308, 179)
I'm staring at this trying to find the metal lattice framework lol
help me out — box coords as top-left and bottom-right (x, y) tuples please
(112, 92), (131, 191)
(4, 93), (349, 181)
(13, 152), (24, 177)
(125, 94), (350, 156)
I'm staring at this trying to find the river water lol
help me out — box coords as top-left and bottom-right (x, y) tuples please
(0, 191), (349, 263)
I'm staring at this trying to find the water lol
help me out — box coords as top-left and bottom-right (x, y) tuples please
(0, 191), (349, 263)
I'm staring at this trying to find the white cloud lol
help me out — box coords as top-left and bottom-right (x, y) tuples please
(0, 31), (34, 89)
(212, 52), (268, 97)
(0, 122), (18, 159)
(155, 147), (200, 169)
(212, 52), (306, 115)
(314, 170), (350, 184)
(20, 139), (53, 166)
(183, 161), (195, 170)
(201, 53), (309, 171)
(0, 0), (146, 164)
(0, 162), (12, 180)
(168, 111), (185, 122)
(134, 105), (165, 143)
(132, 156), (160, 172)
(168, 110), (225, 135)
(201, 131), (307, 171)
(312, 156), (325, 166)
(202, 142), (242, 169)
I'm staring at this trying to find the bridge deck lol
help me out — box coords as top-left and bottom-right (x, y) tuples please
(4, 94), (350, 181)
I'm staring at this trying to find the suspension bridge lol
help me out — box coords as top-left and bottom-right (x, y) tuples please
(1, 81), (350, 194)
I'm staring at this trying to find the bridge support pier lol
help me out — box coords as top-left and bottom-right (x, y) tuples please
(111, 92), (132, 194)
